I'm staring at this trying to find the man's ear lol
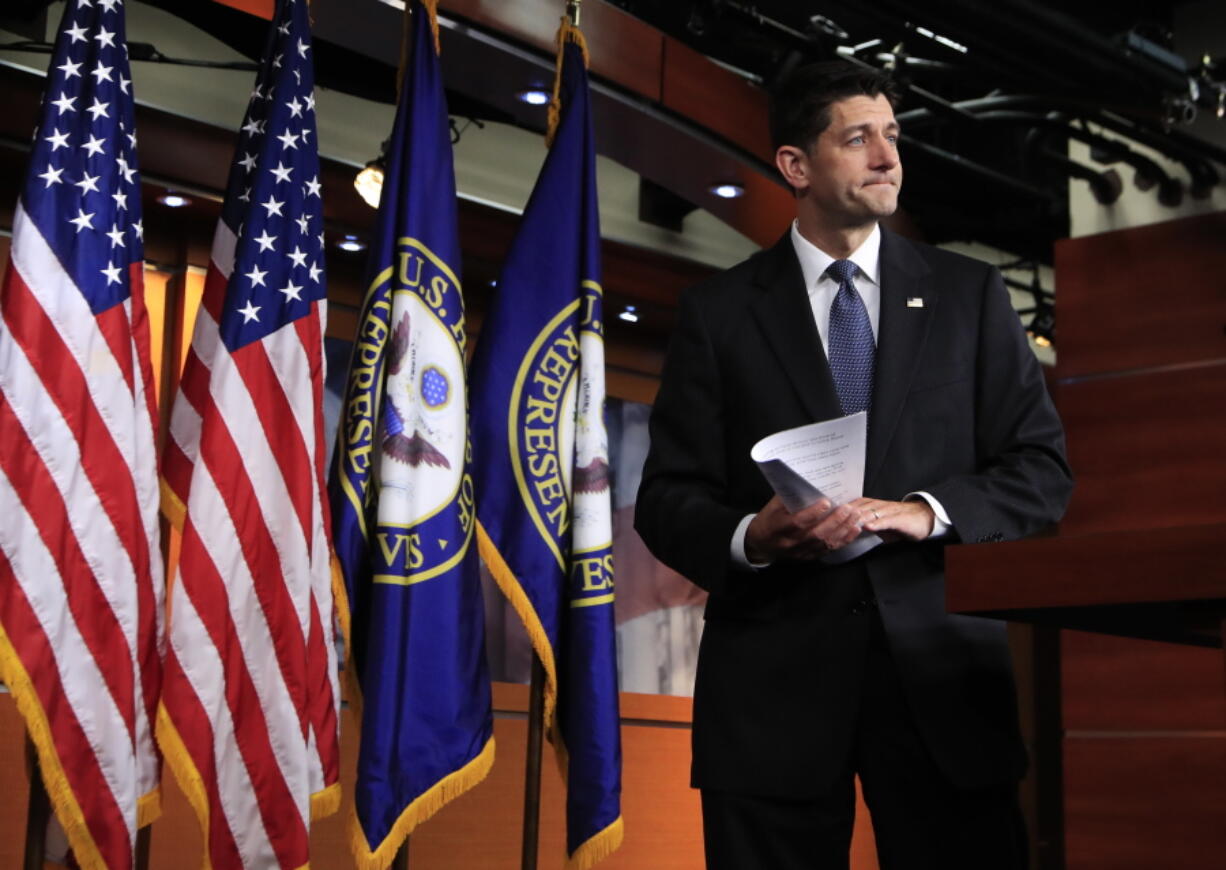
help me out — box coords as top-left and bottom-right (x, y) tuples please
(775, 145), (809, 194)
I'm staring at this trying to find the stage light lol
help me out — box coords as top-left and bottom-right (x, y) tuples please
(1027, 300), (1055, 348)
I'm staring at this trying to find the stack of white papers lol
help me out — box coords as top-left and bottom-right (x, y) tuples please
(750, 412), (881, 562)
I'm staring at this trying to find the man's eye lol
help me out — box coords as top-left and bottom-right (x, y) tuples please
(849, 136), (865, 145)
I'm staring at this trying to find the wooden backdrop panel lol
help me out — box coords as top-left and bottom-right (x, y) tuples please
(1063, 735), (1226, 870)
(0, 684), (887, 867)
(660, 37), (773, 163)
(1055, 362), (1226, 536)
(1054, 210), (1226, 380)
(1051, 211), (1226, 870)
(1062, 631), (1226, 732)
(0, 693), (29, 869)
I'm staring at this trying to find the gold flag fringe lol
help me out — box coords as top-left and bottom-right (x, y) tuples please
(0, 626), (108, 870)
(137, 787), (163, 829)
(546, 16), (590, 147)
(397, 0), (442, 103)
(547, 717), (624, 868)
(421, 0), (442, 56)
(475, 521), (559, 732)
(569, 815), (626, 870)
(311, 781), (342, 820)
(155, 704), (214, 870)
(348, 736), (495, 870)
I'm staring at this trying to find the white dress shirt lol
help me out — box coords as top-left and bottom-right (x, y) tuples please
(729, 222), (952, 568)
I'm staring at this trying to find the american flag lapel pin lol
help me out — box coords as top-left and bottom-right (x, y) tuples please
(906, 297), (924, 308)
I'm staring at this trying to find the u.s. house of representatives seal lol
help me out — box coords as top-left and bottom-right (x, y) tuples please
(509, 280), (613, 605)
(369, 239), (474, 585)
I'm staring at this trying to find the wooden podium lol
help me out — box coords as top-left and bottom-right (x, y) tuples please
(945, 211), (1226, 870)
(948, 523), (1226, 655)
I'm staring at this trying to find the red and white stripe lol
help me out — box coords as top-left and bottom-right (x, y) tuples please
(0, 202), (164, 870)
(159, 221), (341, 869)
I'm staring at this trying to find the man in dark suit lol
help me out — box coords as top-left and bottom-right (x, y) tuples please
(634, 62), (1073, 869)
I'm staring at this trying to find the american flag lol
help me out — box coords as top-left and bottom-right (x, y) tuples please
(0, 0), (164, 868)
(157, 0), (342, 866)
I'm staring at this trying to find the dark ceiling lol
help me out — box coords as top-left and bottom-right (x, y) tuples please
(159, 0), (1225, 263)
(6, 0), (1224, 265)
(609, 0), (1226, 261)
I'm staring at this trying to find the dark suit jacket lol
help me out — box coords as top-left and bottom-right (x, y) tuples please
(634, 228), (1073, 798)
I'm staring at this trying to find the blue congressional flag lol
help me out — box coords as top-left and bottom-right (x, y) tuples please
(328, 2), (493, 868)
(469, 21), (623, 870)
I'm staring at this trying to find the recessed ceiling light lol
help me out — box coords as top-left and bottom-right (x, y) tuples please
(618, 305), (639, 323)
(516, 88), (550, 106)
(158, 192), (191, 208)
(336, 234), (366, 252)
(709, 183), (745, 199)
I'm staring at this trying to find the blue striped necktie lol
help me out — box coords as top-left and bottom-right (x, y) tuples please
(826, 259), (875, 415)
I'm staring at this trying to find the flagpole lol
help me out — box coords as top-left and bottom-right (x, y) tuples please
(136, 826), (152, 870)
(388, 7), (417, 870)
(521, 657), (546, 870)
(519, 4), (586, 868)
(22, 736), (49, 870)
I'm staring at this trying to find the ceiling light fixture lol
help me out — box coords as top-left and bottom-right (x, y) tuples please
(618, 305), (639, 323)
(516, 88), (550, 106)
(336, 234), (366, 253)
(709, 183), (745, 199)
(354, 139), (390, 209)
(354, 159), (385, 209)
(157, 192), (191, 208)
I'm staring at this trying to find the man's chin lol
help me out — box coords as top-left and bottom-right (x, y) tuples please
(862, 190), (899, 217)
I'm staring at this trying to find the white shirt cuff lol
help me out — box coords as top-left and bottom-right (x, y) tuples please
(730, 513), (771, 569)
(904, 491), (952, 538)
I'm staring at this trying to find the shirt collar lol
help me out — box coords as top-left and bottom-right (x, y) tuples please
(790, 220), (882, 290)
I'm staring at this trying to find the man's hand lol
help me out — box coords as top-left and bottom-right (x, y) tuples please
(745, 496), (937, 563)
(744, 495), (866, 563)
(854, 497), (935, 542)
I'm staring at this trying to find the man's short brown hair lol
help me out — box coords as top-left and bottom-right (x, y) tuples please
(769, 61), (902, 153)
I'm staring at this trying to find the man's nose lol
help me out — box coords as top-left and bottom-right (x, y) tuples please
(868, 134), (898, 169)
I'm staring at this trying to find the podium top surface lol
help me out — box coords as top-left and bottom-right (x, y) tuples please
(944, 523), (1226, 647)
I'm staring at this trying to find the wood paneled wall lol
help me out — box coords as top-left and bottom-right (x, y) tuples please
(0, 684), (882, 867)
(1053, 211), (1226, 869)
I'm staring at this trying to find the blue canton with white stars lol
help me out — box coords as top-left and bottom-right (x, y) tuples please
(219, 0), (326, 351)
(826, 259), (876, 416)
(23, 0), (143, 316)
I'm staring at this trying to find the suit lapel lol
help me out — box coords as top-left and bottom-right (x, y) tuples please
(865, 228), (935, 491)
(749, 234), (841, 423)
